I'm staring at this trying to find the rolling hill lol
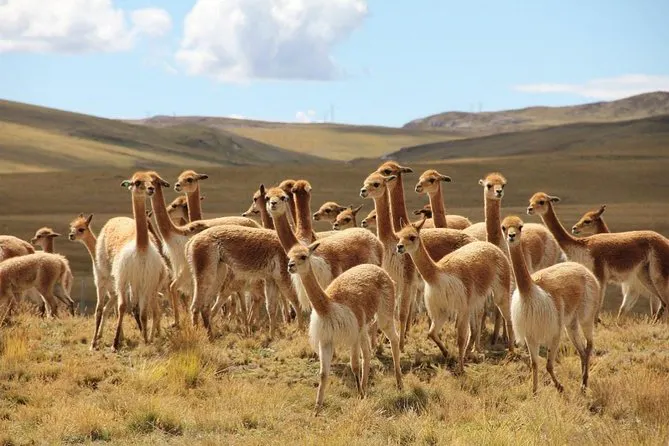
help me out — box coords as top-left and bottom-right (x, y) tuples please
(0, 100), (328, 173)
(384, 113), (669, 163)
(403, 91), (669, 136)
(128, 115), (460, 161)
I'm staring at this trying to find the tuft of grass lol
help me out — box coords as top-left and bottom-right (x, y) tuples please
(128, 410), (183, 436)
(0, 327), (29, 363)
(377, 384), (430, 416)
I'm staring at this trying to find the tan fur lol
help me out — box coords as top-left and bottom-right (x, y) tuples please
(105, 171), (169, 352)
(0, 235), (34, 262)
(69, 213), (125, 341)
(278, 179), (299, 228)
(332, 204), (363, 230)
(167, 195), (205, 226)
(360, 172), (477, 351)
(174, 170), (209, 221)
(30, 226), (74, 313)
(571, 205), (663, 319)
(395, 219), (512, 374)
(465, 172), (564, 345)
(286, 242), (402, 413)
(265, 187), (383, 312)
(0, 252), (75, 318)
(502, 215), (599, 394)
(360, 208), (376, 230)
(527, 192), (669, 321)
(185, 224), (305, 339)
(313, 201), (348, 222)
(414, 169), (471, 229)
(571, 205), (609, 236)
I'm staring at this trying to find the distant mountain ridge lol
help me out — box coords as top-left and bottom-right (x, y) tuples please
(403, 91), (669, 135)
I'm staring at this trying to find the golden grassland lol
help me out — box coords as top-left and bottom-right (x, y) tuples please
(1, 305), (668, 445)
(222, 124), (458, 160)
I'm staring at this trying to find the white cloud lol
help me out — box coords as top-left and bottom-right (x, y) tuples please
(0, 1), (171, 54)
(513, 74), (669, 101)
(176, 0), (368, 82)
(130, 8), (172, 38)
(295, 110), (318, 123)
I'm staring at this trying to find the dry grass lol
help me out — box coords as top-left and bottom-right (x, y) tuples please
(224, 125), (458, 160)
(1, 306), (668, 445)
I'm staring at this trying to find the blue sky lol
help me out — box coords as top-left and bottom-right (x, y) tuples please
(1, 0), (668, 127)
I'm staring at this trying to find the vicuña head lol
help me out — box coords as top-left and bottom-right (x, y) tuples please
(359, 173), (396, 199)
(174, 170), (208, 193)
(413, 204), (432, 218)
(572, 205), (606, 235)
(121, 171), (159, 197)
(375, 161), (412, 190)
(415, 169), (451, 194)
(527, 192), (560, 216)
(68, 213), (94, 242)
(279, 179), (297, 195)
(501, 215), (524, 245)
(478, 172), (507, 200)
(287, 242), (319, 275)
(313, 201), (347, 221)
(360, 209), (376, 228)
(291, 179), (312, 197)
(31, 227), (61, 246)
(333, 205), (363, 230)
(265, 185), (291, 217)
(395, 217), (428, 255)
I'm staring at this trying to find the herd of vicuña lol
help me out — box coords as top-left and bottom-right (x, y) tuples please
(2, 163), (668, 414)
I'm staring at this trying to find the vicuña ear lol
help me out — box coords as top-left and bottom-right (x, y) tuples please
(413, 209), (422, 216)
(307, 241), (321, 256)
(200, 195), (206, 201)
(78, 213), (84, 218)
(259, 184), (266, 195)
(196, 173), (209, 180)
(49, 232), (62, 238)
(352, 204), (363, 215)
(399, 217), (407, 229)
(413, 215), (427, 231)
(440, 174), (452, 182)
(478, 179), (485, 186)
(120, 180), (131, 188)
(597, 204), (607, 215)
(86, 214), (94, 225)
(548, 195), (561, 203)
(153, 174), (170, 188)
(399, 165), (413, 174)
(384, 175), (397, 183)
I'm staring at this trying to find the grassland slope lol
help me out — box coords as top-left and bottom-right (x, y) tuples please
(0, 100), (328, 173)
(385, 114), (669, 162)
(404, 91), (669, 135)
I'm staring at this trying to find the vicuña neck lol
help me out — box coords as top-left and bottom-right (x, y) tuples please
(257, 197), (274, 230)
(293, 192), (317, 243)
(298, 268), (331, 316)
(508, 242), (534, 297)
(132, 195), (150, 251)
(79, 231), (98, 262)
(407, 236), (439, 283)
(428, 185), (448, 228)
(42, 238), (55, 253)
(485, 197), (502, 247)
(596, 218), (610, 234)
(372, 189), (397, 244)
(541, 203), (580, 251)
(186, 186), (203, 221)
(271, 210), (299, 253)
(388, 175), (410, 233)
(288, 197), (298, 230)
(150, 185), (184, 240)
